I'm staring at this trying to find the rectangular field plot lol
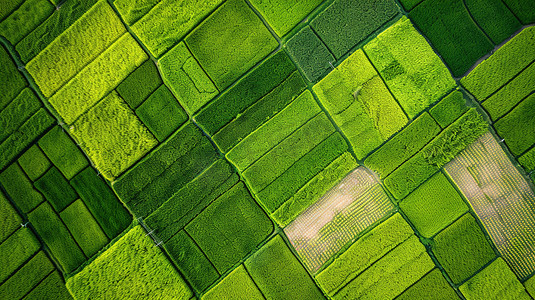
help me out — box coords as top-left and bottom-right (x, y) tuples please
(445, 132), (535, 279)
(285, 167), (395, 272)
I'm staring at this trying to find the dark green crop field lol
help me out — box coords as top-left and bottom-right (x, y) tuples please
(1, 0), (535, 299)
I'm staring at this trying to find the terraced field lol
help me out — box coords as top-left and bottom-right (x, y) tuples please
(0, 0), (534, 299)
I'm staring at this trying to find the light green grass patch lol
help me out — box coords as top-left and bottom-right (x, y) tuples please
(66, 226), (192, 299)
(71, 91), (157, 181)
(364, 16), (455, 118)
(26, 1), (126, 97)
(49, 33), (147, 124)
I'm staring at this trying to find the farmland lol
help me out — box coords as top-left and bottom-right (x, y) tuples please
(0, 0), (534, 299)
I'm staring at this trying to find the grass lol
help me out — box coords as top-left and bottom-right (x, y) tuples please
(249, 0), (322, 37)
(60, 199), (109, 258)
(314, 49), (406, 158)
(186, 182), (273, 274)
(0, 0), (25, 21)
(0, 45), (26, 111)
(285, 26), (335, 83)
(465, 0), (521, 45)
(243, 113), (335, 194)
(226, 90), (320, 170)
(0, 163), (43, 213)
(0, 0), (54, 45)
(334, 236), (434, 299)
(315, 213), (413, 296)
(285, 167), (395, 272)
(112, 122), (218, 217)
(135, 85), (188, 142)
(0, 251), (54, 300)
(310, 0), (399, 59)
(245, 234), (325, 299)
(66, 226), (193, 299)
(144, 159), (238, 241)
(24, 271), (73, 300)
(195, 50), (296, 136)
(129, 0), (224, 57)
(460, 26), (535, 100)
(459, 258), (530, 299)
(0, 88), (42, 144)
(432, 214), (496, 285)
(70, 167), (132, 239)
(519, 147), (535, 171)
(116, 60), (162, 109)
(202, 265), (264, 300)
(364, 17), (456, 118)
(34, 167), (78, 212)
(17, 145), (51, 181)
(38, 126), (88, 180)
(385, 109), (488, 199)
(0, 109), (55, 171)
(396, 269), (459, 300)
(409, 0), (493, 77)
(502, 0), (535, 24)
(15, 0), (97, 63)
(494, 93), (535, 156)
(482, 62), (535, 121)
(49, 33), (148, 124)
(28, 202), (86, 273)
(400, 172), (468, 238)
(364, 112), (441, 178)
(71, 91), (157, 181)
(185, 0), (278, 90)
(158, 42), (219, 115)
(429, 90), (469, 128)
(26, 1), (126, 97)
(164, 230), (219, 294)
(0, 228), (40, 283)
(0, 190), (21, 243)
(212, 71), (306, 153)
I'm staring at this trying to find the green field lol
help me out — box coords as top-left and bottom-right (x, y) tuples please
(0, 0), (534, 298)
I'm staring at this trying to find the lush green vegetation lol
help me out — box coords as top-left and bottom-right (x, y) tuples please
(314, 49), (406, 158)
(310, 0), (399, 58)
(26, 1), (126, 97)
(28, 202), (86, 273)
(185, 0), (278, 90)
(186, 182), (273, 274)
(397, 269), (459, 300)
(34, 167), (78, 212)
(364, 17), (455, 118)
(136, 85), (188, 142)
(66, 226), (192, 299)
(71, 91), (157, 181)
(116, 60), (162, 109)
(202, 265), (264, 300)
(459, 258), (531, 299)
(285, 26), (334, 83)
(1, 0), (534, 298)
(70, 167), (132, 239)
(430, 90), (469, 128)
(250, 0), (321, 37)
(400, 172), (468, 238)
(245, 235), (325, 299)
(432, 214), (496, 284)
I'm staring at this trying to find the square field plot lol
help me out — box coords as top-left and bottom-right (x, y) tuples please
(185, 182), (273, 274)
(400, 172), (468, 238)
(71, 91), (157, 181)
(186, 0), (278, 90)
